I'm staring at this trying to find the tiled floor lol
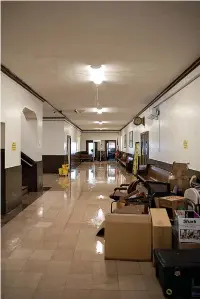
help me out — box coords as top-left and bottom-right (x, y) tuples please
(1, 162), (164, 299)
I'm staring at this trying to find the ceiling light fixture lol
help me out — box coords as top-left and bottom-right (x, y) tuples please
(89, 65), (105, 85)
(95, 86), (103, 115)
(96, 109), (103, 115)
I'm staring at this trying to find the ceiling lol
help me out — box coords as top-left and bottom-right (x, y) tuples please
(2, 1), (200, 131)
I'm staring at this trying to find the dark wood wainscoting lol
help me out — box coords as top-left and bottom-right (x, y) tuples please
(5, 165), (22, 214)
(43, 155), (65, 173)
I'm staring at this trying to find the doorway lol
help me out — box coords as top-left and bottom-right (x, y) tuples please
(67, 135), (71, 170)
(105, 140), (116, 160)
(140, 131), (149, 165)
(86, 140), (97, 160)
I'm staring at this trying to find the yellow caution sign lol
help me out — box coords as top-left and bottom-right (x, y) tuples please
(183, 140), (188, 149)
(12, 142), (16, 151)
(133, 142), (139, 176)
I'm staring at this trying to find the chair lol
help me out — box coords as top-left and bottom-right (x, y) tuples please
(145, 181), (172, 208)
(109, 180), (139, 201)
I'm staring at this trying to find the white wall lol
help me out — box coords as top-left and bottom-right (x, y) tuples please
(64, 121), (81, 154)
(120, 66), (200, 171)
(43, 120), (81, 155)
(21, 116), (39, 161)
(43, 121), (65, 155)
(1, 73), (43, 168)
(80, 132), (120, 151)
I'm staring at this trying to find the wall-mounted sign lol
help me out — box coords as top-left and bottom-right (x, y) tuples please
(183, 140), (188, 149)
(12, 142), (16, 151)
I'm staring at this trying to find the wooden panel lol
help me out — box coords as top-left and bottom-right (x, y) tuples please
(5, 165), (22, 213)
(43, 155), (65, 173)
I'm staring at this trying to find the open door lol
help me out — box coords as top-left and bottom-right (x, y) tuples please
(140, 131), (149, 165)
(86, 140), (98, 160)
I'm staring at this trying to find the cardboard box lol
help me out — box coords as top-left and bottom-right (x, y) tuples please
(116, 201), (125, 210)
(105, 213), (151, 261)
(174, 210), (200, 243)
(150, 208), (172, 250)
(172, 229), (200, 249)
(154, 196), (185, 216)
(172, 162), (189, 178)
(169, 178), (190, 192)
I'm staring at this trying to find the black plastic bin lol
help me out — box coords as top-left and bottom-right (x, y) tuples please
(154, 249), (200, 298)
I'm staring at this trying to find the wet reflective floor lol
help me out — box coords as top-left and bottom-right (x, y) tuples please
(1, 162), (164, 299)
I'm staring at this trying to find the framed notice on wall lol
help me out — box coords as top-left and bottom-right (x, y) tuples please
(124, 134), (127, 148)
(129, 131), (133, 148)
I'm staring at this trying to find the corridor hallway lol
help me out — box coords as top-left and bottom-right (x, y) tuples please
(1, 162), (164, 299)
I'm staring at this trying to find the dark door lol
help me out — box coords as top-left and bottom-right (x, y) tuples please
(67, 135), (71, 170)
(94, 142), (98, 160)
(140, 131), (149, 165)
(1, 122), (6, 214)
(106, 140), (116, 160)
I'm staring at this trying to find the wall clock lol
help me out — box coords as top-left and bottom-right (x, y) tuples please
(133, 116), (145, 126)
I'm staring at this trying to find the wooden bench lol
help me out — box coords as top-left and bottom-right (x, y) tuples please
(137, 164), (171, 183)
(71, 152), (93, 167)
(116, 152), (133, 172)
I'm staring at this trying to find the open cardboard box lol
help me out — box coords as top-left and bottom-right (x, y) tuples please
(103, 206), (172, 262)
(104, 212), (152, 261)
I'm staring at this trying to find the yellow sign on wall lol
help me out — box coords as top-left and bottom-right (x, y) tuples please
(12, 142), (16, 151)
(183, 140), (188, 149)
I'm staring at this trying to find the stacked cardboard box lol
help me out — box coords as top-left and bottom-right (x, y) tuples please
(169, 162), (190, 192)
(150, 208), (172, 251)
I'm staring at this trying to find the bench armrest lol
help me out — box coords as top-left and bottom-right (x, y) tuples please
(137, 174), (146, 182)
(120, 184), (130, 187)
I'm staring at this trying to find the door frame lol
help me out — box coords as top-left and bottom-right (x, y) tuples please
(140, 131), (149, 165)
(67, 135), (71, 170)
(105, 140), (116, 159)
(86, 140), (93, 154)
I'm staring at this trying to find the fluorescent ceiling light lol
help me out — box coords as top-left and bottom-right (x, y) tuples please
(96, 108), (103, 114)
(94, 121), (103, 124)
(89, 65), (105, 85)
(94, 127), (108, 130)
